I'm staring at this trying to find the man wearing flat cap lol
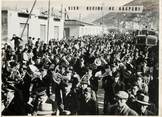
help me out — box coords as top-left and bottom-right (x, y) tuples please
(109, 91), (138, 115)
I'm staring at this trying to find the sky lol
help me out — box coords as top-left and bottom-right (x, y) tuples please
(2, 0), (134, 23)
(2, 0), (134, 9)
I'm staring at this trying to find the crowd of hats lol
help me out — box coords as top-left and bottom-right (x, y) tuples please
(1, 33), (158, 115)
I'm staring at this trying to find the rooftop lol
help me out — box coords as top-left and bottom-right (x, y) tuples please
(65, 19), (94, 26)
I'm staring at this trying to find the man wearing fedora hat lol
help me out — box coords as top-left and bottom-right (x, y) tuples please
(78, 87), (98, 115)
(111, 71), (125, 103)
(135, 93), (154, 115)
(2, 84), (26, 115)
(58, 81), (80, 115)
(109, 91), (138, 115)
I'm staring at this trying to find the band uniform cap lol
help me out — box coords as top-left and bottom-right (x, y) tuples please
(95, 71), (102, 77)
(80, 78), (89, 85)
(115, 91), (129, 99)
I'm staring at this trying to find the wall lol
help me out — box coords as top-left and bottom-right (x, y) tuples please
(2, 10), (64, 46)
(79, 25), (104, 36)
(49, 19), (64, 41)
(1, 10), (8, 43)
(64, 25), (104, 38)
(64, 25), (80, 38)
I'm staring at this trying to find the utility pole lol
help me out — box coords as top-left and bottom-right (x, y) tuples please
(20, 0), (37, 39)
(101, 3), (104, 35)
(47, 0), (50, 43)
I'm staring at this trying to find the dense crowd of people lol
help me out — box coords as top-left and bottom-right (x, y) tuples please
(1, 32), (159, 115)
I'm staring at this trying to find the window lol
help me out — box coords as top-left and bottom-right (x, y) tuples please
(89, 7), (91, 10)
(18, 13), (29, 18)
(54, 26), (59, 40)
(129, 7), (131, 11)
(2, 11), (8, 41)
(122, 7), (124, 11)
(20, 23), (29, 43)
(40, 24), (46, 41)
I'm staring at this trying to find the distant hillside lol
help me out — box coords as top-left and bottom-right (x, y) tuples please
(93, 0), (159, 30)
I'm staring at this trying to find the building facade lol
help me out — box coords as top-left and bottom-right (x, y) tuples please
(1, 10), (64, 46)
(64, 20), (107, 39)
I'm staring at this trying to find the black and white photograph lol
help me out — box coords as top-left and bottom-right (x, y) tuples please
(1, 0), (160, 116)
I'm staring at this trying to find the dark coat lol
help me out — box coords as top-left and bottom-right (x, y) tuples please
(90, 76), (99, 92)
(78, 98), (97, 115)
(139, 109), (154, 115)
(2, 90), (26, 115)
(58, 91), (80, 115)
(11, 36), (22, 46)
(105, 79), (125, 104)
(110, 104), (138, 115)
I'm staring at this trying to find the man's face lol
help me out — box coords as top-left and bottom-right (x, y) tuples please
(114, 76), (120, 83)
(137, 78), (142, 85)
(51, 55), (54, 59)
(55, 57), (60, 64)
(84, 92), (91, 101)
(64, 85), (72, 93)
(132, 86), (139, 95)
(6, 91), (14, 102)
(13, 34), (16, 37)
(88, 69), (92, 75)
(38, 94), (47, 103)
(61, 67), (66, 74)
(81, 84), (88, 90)
(36, 58), (41, 64)
(117, 97), (127, 107)
(140, 105), (147, 113)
